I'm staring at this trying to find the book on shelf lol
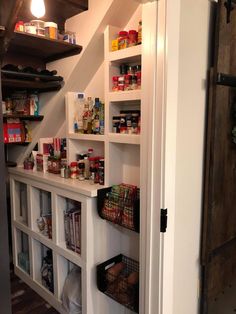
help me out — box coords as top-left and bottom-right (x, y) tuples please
(64, 209), (81, 254)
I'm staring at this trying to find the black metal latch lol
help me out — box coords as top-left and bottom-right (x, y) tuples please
(160, 208), (168, 233)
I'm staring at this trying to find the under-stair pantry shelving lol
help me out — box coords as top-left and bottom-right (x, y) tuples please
(1, 0), (212, 313)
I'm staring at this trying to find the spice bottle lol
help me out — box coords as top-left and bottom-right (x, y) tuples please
(112, 76), (119, 91)
(78, 160), (85, 181)
(118, 76), (125, 91)
(84, 156), (90, 180)
(138, 20), (142, 44)
(70, 162), (78, 179)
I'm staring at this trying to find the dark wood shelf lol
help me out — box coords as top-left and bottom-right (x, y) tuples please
(3, 114), (44, 121)
(5, 142), (30, 146)
(2, 77), (63, 92)
(7, 31), (83, 63)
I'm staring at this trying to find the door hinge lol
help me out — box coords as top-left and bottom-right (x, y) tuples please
(160, 208), (168, 233)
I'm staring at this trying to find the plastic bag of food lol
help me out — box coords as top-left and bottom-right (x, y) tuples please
(62, 266), (82, 314)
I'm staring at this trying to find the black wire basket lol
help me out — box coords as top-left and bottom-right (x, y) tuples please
(97, 185), (140, 232)
(97, 254), (139, 313)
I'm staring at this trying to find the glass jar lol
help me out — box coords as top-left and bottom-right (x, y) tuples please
(70, 162), (78, 179)
(5, 98), (13, 114)
(138, 20), (142, 44)
(78, 160), (85, 181)
(124, 75), (131, 91)
(120, 114), (127, 134)
(112, 76), (119, 91)
(113, 116), (120, 133)
(118, 31), (128, 50)
(131, 75), (138, 90)
(118, 76), (125, 91)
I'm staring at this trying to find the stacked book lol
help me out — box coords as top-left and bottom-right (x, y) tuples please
(64, 209), (81, 254)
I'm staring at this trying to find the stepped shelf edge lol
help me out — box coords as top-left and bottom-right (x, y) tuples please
(8, 167), (105, 197)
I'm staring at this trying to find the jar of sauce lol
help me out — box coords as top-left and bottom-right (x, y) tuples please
(70, 162), (78, 179)
(118, 31), (128, 50)
(128, 30), (138, 47)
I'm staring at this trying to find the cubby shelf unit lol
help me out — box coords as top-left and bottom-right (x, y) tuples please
(9, 167), (110, 314)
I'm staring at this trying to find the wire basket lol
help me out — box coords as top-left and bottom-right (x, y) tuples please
(97, 185), (140, 232)
(97, 254), (139, 313)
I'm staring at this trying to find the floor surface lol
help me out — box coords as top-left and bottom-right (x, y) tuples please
(208, 282), (236, 314)
(11, 272), (58, 314)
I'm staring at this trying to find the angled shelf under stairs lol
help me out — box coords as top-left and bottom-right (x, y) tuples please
(8, 31), (83, 63)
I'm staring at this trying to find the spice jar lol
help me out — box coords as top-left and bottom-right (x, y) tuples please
(70, 162), (78, 179)
(128, 30), (138, 47)
(131, 75), (138, 90)
(24, 22), (37, 34)
(5, 98), (13, 114)
(120, 114), (127, 134)
(112, 76), (119, 91)
(127, 66), (134, 75)
(78, 160), (85, 181)
(138, 20), (142, 44)
(131, 113), (139, 134)
(120, 64), (128, 75)
(45, 22), (58, 39)
(137, 71), (141, 89)
(118, 76), (125, 91)
(112, 116), (120, 133)
(118, 31), (128, 50)
(124, 75), (131, 91)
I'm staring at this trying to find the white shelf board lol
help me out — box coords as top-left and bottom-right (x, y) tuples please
(13, 220), (85, 269)
(108, 133), (140, 145)
(8, 167), (105, 197)
(108, 45), (142, 63)
(108, 90), (141, 102)
(68, 133), (105, 142)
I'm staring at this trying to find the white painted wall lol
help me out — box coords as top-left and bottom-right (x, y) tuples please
(163, 0), (211, 314)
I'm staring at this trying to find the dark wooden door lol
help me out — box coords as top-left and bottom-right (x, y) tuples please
(201, 0), (236, 312)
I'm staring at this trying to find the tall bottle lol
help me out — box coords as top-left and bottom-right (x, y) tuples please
(92, 98), (100, 134)
(86, 97), (93, 134)
(99, 102), (105, 135)
(76, 93), (85, 134)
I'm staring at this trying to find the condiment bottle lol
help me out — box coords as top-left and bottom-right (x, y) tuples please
(138, 20), (142, 44)
(70, 162), (78, 179)
(78, 160), (85, 181)
(84, 156), (90, 180)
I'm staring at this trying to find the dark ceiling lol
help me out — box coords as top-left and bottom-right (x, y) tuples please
(17, 0), (88, 30)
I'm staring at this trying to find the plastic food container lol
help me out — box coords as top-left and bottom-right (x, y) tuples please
(31, 20), (45, 36)
(24, 23), (37, 34)
(45, 22), (58, 40)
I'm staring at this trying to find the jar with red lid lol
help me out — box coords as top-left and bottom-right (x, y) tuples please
(124, 75), (131, 91)
(70, 162), (78, 179)
(137, 72), (141, 89)
(118, 31), (128, 50)
(118, 76), (125, 91)
(112, 76), (119, 91)
(128, 30), (138, 47)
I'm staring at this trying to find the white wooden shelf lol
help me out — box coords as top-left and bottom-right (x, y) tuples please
(9, 167), (104, 197)
(108, 45), (142, 63)
(108, 133), (140, 145)
(68, 133), (105, 142)
(108, 90), (142, 102)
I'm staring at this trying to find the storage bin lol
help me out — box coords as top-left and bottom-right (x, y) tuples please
(97, 185), (140, 232)
(97, 254), (139, 313)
